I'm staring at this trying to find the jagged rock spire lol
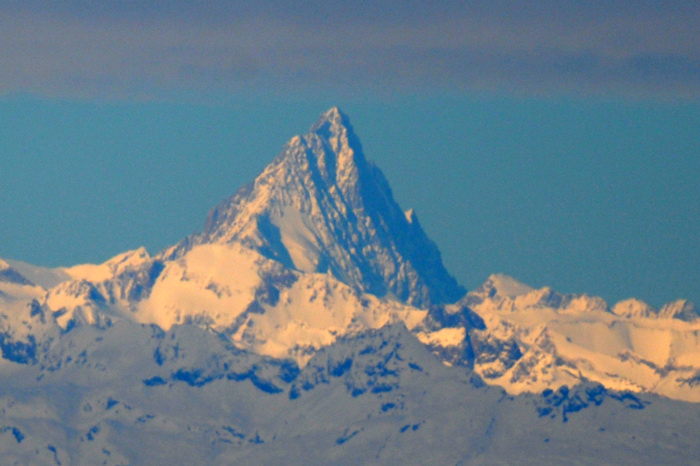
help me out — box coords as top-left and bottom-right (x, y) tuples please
(178, 108), (465, 308)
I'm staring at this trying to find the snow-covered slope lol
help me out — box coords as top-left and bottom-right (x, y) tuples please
(135, 242), (426, 365)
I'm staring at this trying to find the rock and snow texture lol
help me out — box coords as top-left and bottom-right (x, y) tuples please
(170, 107), (464, 308)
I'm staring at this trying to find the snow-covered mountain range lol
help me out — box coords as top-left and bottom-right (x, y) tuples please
(1, 108), (698, 464)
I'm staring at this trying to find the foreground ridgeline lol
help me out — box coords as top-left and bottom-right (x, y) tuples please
(1, 109), (698, 464)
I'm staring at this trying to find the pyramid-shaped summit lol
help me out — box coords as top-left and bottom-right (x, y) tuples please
(180, 107), (464, 308)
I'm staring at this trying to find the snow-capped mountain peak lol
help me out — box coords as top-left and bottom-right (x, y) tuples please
(2, 108), (700, 464)
(308, 106), (358, 153)
(174, 107), (464, 308)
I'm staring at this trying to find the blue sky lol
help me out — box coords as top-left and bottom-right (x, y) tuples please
(1, 1), (699, 307)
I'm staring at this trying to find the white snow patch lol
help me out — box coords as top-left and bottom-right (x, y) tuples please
(416, 327), (466, 347)
(404, 208), (415, 224)
(271, 205), (321, 273)
(136, 243), (263, 330)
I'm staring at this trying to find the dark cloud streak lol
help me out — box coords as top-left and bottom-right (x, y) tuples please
(1, 1), (699, 100)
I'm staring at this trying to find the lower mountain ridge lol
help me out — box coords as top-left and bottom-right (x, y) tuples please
(1, 318), (699, 465)
(1, 108), (698, 464)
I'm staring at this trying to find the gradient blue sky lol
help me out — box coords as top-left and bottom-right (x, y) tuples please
(1, 1), (699, 307)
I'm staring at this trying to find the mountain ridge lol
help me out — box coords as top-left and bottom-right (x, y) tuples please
(1, 107), (697, 400)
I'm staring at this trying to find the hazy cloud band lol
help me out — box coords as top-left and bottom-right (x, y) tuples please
(2, 1), (699, 100)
